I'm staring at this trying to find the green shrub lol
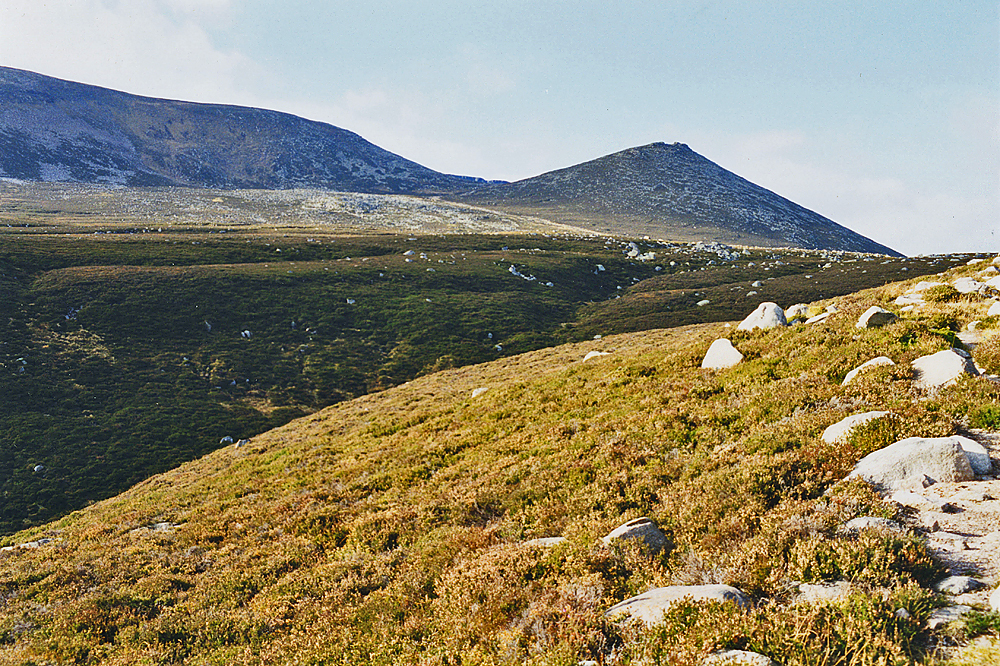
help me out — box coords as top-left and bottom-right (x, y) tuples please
(971, 405), (1000, 430)
(924, 284), (960, 303)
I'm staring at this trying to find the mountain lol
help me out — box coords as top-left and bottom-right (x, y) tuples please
(457, 142), (900, 256)
(0, 66), (482, 193)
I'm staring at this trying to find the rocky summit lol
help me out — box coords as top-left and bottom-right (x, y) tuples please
(0, 66), (483, 193)
(457, 142), (900, 255)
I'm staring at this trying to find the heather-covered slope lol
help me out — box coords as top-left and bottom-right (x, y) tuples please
(0, 66), (482, 192)
(1, 258), (998, 664)
(458, 142), (900, 255)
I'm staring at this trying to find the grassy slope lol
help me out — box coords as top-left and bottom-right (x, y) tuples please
(0, 204), (950, 536)
(1, 260), (998, 664)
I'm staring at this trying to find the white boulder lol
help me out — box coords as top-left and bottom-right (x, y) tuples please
(701, 339), (744, 370)
(804, 311), (832, 325)
(952, 435), (992, 475)
(602, 517), (671, 552)
(737, 302), (787, 331)
(954, 277), (985, 294)
(605, 585), (749, 625)
(856, 306), (896, 328)
(821, 411), (890, 444)
(842, 356), (895, 385)
(704, 650), (775, 665)
(848, 436), (976, 492)
(785, 303), (809, 320)
(582, 351), (610, 362)
(912, 349), (979, 391)
(992, 587), (1000, 612)
(988, 301), (1000, 317)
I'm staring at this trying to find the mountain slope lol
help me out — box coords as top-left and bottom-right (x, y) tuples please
(1, 260), (998, 664)
(0, 66), (482, 192)
(458, 142), (900, 255)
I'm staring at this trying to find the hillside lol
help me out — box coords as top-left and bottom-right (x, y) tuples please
(0, 66), (483, 193)
(1, 255), (999, 664)
(457, 142), (900, 255)
(0, 182), (947, 536)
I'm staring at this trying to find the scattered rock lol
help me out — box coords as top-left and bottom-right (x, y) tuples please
(804, 311), (832, 325)
(891, 490), (957, 512)
(751, 280), (763, 288)
(848, 437), (975, 492)
(785, 303), (809, 320)
(602, 517), (671, 552)
(934, 576), (986, 595)
(605, 585), (749, 624)
(797, 581), (852, 603)
(701, 339), (744, 370)
(842, 356), (895, 385)
(522, 536), (566, 548)
(989, 301), (1000, 317)
(952, 436), (993, 475)
(32, 464), (44, 473)
(235, 439), (250, 448)
(926, 605), (972, 630)
(697, 299), (711, 307)
(894, 293), (925, 306)
(736, 302), (787, 331)
(912, 349), (979, 391)
(842, 516), (903, 533)
(992, 587), (1000, 612)
(471, 387), (489, 398)
(822, 411), (890, 444)
(220, 436), (234, 445)
(583, 351), (610, 362)
(954, 277), (985, 294)
(704, 649), (775, 665)
(856, 306), (896, 328)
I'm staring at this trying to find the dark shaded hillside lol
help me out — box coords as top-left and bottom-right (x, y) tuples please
(0, 66), (482, 192)
(458, 142), (900, 256)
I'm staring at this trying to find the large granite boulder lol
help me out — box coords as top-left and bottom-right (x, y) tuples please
(701, 338), (744, 370)
(605, 585), (749, 625)
(912, 349), (979, 391)
(737, 302), (787, 331)
(848, 436), (976, 492)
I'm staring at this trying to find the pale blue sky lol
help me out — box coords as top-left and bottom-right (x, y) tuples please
(1, 1), (997, 255)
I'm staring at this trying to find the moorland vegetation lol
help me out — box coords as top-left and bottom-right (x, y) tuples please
(0, 244), (998, 664)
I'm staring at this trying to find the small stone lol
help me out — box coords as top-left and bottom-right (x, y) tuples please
(894, 608), (912, 620)
(926, 605), (973, 630)
(934, 576), (986, 595)
(471, 387), (489, 398)
(842, 516), (903, 533)
(798, 581), (851, 603)
(704, 649), (775, 665)
(522, 536), (566, 548)
(991, 587), (1000, 612)
(583, 351), (610, 362)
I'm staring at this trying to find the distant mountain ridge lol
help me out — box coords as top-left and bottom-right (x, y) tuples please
(0, 66), (483, 193)
(0, 66), (898, 255)
(457, 142), (900, 256)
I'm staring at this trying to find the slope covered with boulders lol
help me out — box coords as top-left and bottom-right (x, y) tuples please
(1, 256), (999, 664)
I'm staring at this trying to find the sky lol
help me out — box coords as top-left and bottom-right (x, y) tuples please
(0, 1), (997, 256)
